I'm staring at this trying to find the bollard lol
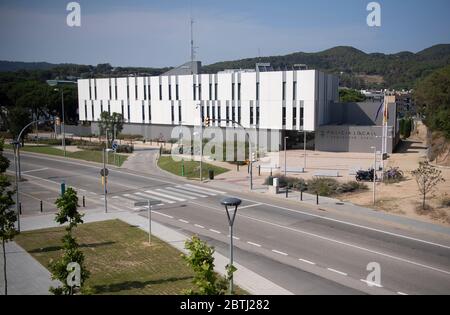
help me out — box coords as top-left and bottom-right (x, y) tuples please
(270, 168), (273, 177)
(83, 196), (86, 207)
(300, 191), (303, 201)
(19, 202), (22, 215)
(316, 194), (319, 205)
(237, 163), (240, 172)
(40, 200), (43, 213)
(286, 188), (289, 198)
(258, 165), (261, 176)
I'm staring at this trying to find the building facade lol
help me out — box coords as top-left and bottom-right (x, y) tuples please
(77, 69), (339, 139)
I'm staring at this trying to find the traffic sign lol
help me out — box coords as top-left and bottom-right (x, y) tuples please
(112, 140), (118, 151)
(100, 168), (109, 177)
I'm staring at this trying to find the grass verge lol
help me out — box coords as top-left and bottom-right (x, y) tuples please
(5, 144), (128, 166)
(15, 219), (195, 295)
(158, 155), (229, 179)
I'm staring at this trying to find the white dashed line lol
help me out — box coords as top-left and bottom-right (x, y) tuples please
(179, 219), (189, 224)
(209, 229), (221, 234)
(327, 268), (348, 276)
(272, 250), (288, 256)
(298, 258), (316, 265)
(247, 241), (262, 248)
(152, 211), (173, 219)
(194, 224), (205, 229)
(397, 292), (408, 295)
(360, 279), (383, 288)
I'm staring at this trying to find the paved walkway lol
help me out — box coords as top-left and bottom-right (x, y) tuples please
(16, 207), (292, 295)
(0, 242), (60, 295)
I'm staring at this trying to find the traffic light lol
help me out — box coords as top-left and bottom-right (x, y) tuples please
(204, 117), (211, 127)
(251, 152), (256, 162)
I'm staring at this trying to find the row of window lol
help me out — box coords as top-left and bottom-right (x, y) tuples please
(88, 80), (300, 102)
(85, 101), (303, 127)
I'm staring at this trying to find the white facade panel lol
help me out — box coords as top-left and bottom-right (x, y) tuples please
(77, 69), (338, 132)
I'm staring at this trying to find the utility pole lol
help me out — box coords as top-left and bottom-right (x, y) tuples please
(371, 146), (377, 205)
(303, 131), (307, 170)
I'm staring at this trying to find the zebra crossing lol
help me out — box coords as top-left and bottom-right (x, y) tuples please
(108, 184), (226, 209)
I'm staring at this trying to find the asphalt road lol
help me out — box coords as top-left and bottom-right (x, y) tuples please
(5, 151), (450, 295)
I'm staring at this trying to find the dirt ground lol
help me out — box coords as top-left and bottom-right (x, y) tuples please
(342, 122), (450, 225)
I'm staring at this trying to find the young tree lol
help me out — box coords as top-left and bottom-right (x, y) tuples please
(97, 112), (124, 140)
(0, 139), (17, 295)
(49, 187), (89, 295)
(181, 236), (227, 295)
(7, 106), (31, 146)
(412, 161), (445, 210)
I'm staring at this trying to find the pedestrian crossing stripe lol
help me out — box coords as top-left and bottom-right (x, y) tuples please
(153, 189), (186, 201)
(157, 188), (197, 200)
(176, 185), (216, 196)
(136, 192), (175, 204)
(165, 187), (207, 198)
(183, 184), (226, 195)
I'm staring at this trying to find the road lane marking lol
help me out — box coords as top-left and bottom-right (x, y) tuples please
(22, 168), (49, 174)
(272, 250), (288, 256)
(327, 268), (348, 276)
(194, 224), (205, 229)
(397, 292), (408, 295)
(153, 211), (173, 219)
(165, 187), (207, 198)
(247, 242), (262, 248)
(179, 219), (190, 224)
(177, 185), (216, 196)
(239, 203), (262, 210)
(151, 189), (185, 201)
(136, 192), (174, 204)
(209, 229), (221, 234)
(227, 235), (240, 240)
(183, 184), (225, 195)
(298, 258), (316, 265)
(360, 279), (383, 288)
(238, 197), (450, 250)
(189, 200), (450, 276)
(157, 188), (196, 200)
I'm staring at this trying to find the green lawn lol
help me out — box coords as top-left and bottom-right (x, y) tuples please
(15, 220), (196, 295)
(5, 144), (127, 166)
(158, 155), (229, 179)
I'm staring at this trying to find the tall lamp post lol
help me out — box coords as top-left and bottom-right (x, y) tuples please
(284, 136), (289, 176)
(53, 88), (66, 157)
(102, 147), (113, 213)
(195, 104), (203, 181)
(11, 140), (21, 232)
(220, 197), (242, 295)
(371, 146), (377, 205)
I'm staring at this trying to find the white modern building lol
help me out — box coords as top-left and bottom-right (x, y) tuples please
(77, 67), (339, 140)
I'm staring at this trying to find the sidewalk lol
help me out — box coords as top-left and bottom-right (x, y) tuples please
(0, 242), (60, 295)
(17, 207), (292, 295)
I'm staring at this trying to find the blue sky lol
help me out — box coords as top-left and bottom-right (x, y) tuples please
(0, 0), (449, 67)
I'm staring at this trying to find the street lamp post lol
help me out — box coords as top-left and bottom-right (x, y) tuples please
(11, 140), (20, 232)
(53, 88), (66, 157)
(371, 146), (377, 205)
(284, 136), (289, 176)
(303, 131), (307, 170)
(220, 197), (242, 295)
(195, 104), (203, 181)
(103, 148), (113, 213)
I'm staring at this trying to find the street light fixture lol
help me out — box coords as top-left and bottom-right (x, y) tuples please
(220, 197), (242, 294)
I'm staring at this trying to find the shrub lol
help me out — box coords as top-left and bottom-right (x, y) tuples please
(116, 144), (134, 153)
(117, 134), (143, 140)
(336, 181), (368, 194)
(306, 178), (339, 196)
(383, 167), (405, 184)
(77, 144), (104, 151)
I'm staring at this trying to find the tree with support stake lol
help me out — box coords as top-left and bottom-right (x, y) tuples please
(412, 162), (445, 210)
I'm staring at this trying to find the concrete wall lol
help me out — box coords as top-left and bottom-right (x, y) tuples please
(315, 125), (395, 153)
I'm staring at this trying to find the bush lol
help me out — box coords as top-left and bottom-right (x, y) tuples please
(383, 167), (405, 184)
(306, 178), (339, 196)
(336, 181), (368, 194)
(29, 138), (73, 146)
(117, 134), (143, 140)
(77, 144), (104, 151)
(116, 144), (134, 153)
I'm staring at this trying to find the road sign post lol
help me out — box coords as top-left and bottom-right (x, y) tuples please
(134, 200), (161, 244)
